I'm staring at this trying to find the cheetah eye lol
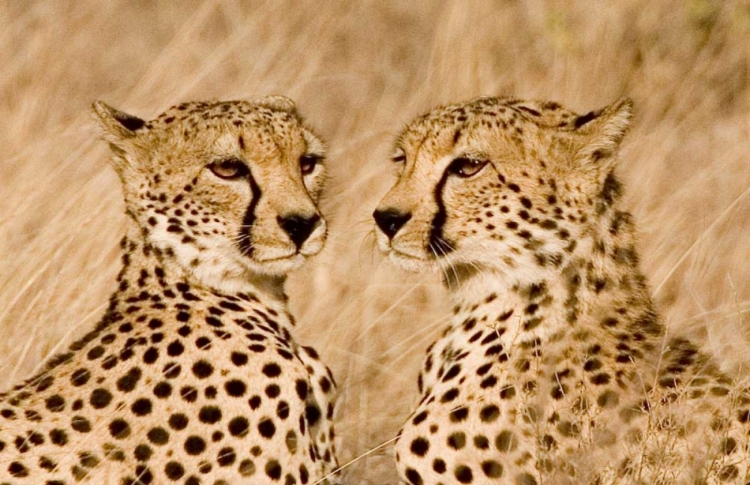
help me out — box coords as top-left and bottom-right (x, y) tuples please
(448, 157), (488, 178)
(391, 148), (406, 163)
(208, 158), (249, 180)
(299, 154), (321, 176)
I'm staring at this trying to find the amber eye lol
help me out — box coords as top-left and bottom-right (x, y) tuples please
(448, 157), (488, 178)
(300, 154), (321, 176)
(208, 158), (249, 180)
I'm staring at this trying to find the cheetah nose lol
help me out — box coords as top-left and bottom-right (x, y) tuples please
(373, 209), (412, 239)
(277, 213), (321, 248)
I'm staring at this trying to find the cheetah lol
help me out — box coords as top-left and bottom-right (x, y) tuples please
(373, 96), (750, 484)
(0, 97), (340, 484)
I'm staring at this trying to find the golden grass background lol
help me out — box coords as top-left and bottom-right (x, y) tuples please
(1, 2), (749, 482)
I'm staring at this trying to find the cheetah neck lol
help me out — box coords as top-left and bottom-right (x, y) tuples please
(448, 206), (663, 365)
(114, 216), (288, 307)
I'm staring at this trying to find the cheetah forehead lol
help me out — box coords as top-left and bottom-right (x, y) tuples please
(396, 96), (584, 151)
(147, 100), (318, 143)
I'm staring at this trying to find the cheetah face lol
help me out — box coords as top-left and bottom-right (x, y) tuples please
(373, 96), (632, 285)
(94, 96), (327, 291)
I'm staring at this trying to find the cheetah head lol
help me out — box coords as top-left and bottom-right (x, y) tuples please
(93, 96), (327, 292)
(373, 96), (632, 285)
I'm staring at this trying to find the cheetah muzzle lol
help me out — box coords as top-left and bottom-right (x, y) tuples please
(374, 96), (750, 484)
(0, 96), (340, 484)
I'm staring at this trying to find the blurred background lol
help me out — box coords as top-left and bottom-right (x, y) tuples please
(1, 2), (748, 483)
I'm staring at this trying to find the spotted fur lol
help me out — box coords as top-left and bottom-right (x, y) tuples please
(374, 96), (750, 484)
(0, 97), (340, 484)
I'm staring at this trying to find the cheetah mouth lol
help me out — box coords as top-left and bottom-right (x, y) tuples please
(386, 248), (435, 272)
(254, 252), (304, 264)
(389, 249), (429, 261)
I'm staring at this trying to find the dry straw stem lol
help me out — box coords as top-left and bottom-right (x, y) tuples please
(1, 2), (749, 483)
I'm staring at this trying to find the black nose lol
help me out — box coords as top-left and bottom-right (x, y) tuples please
(373, 209), (411, 239)
(277, 213), (321, 248)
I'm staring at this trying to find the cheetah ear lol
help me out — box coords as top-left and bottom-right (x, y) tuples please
(573, 97), (633, 166)
(255, 95), (297, 115)
(91, 101), (147, 141)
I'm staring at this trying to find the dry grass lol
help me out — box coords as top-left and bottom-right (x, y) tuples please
(1, 1), (749, 483)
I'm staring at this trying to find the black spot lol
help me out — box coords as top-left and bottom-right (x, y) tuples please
(591, 373), (610, 385)
(166, 340), (184, 356)
(87, 346), (105, 360)
(406, 468), (424, 485)
(131, 398), (153, 416)
(295, 380), (308, 400)
(49, 429), (68, 446)
(473, 435), (490, 449)
(263, 362), (282, 378)
(184, 436), (206, 455)
(199, 406), (222, 424)
(8, 461), (29, 477)
(153, 382), (172, 398)
(443, 364), (461, 381)
(71, 416), (92, 433)
(454, 465), (473, 483)
(265, 459), (282, 480)
(480, 405), (500, 422)
(450, 407), (469, 422)
(163, 362), (181, 379)
(117, 367), (142, 392)
(441, 388), (459, 402)
(168, 413), (189, 430)
(516, 472), (538, 485)
(45, 394), (65, 412)
(109, 419), (131, 439)
(192, 360), (213, 378)
(79, 451), (100, 468)
(305, 405), (321, 427)
(228, 416), (249, 437)
(239, 458), (256, 477)
(225, 379), (247, 397)
(265, 384), (281, 398)
(134, 444), (153, 461)
(143, 347), (159, 364)
(447, 432), (466, 450)
(147, 427), (169, 445)
(90, 388), (113, 409)
(412, 410), (428, 425)
(277, 401), (290, 420)
(217, 447), (236, 466)
(258, 418), (276, 439)
(482, 460), (503, 478)
(231, 352), (248, 366)
(410, 437), (429, 456)
(71, 368), (91, 386)
(164, 461), (184, 480)
(496, 430), (517, 452)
